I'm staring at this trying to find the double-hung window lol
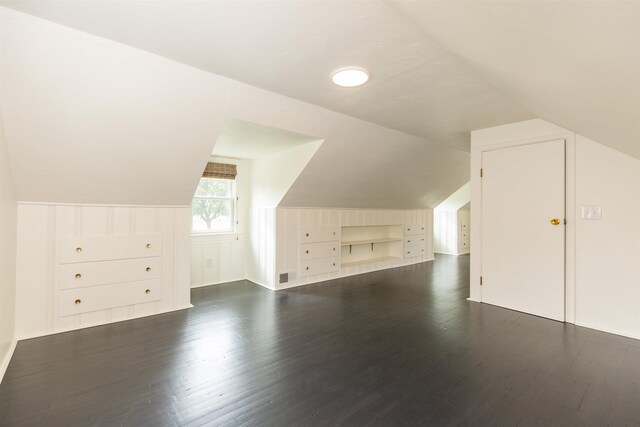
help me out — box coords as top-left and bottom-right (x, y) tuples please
(192, 162), (237, 234)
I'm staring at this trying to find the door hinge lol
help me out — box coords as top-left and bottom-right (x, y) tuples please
(480, 276), (483, 286)
(480, 168), (483, 178)
(564, 219), (567, 225)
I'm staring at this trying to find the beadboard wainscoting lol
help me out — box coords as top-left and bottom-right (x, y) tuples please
(190, 234), (246, 288)
(276, 208), (434, 289)
(15, 203), (192, 339)
(247, 207), (278, 290)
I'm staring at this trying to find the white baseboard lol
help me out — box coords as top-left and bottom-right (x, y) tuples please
(191, 279), (245, 289)
(17, 304), (194, 341)
(0, 339), (18, 384)
(435, 251), (469, 256)
(574, 321), (640, 341)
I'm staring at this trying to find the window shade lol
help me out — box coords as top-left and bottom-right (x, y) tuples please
(202, 162), (237, 180)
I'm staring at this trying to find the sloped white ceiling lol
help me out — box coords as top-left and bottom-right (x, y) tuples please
(390, 0), (640, 159)
(0, 0), (531, 151)
(213, 119), (321, 160)
(0, 8), (468, 208)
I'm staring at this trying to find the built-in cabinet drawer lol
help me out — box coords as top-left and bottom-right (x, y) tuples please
(60, 257), (161, 290)
(299, 256), (339, 277)
(404, 245), (427, 258)
(299, 226), (340, 244)
(404, 236), (426, 247)
(404, 224), (426, 236)
(299, 241), (339, 260)
(59, 279), (161, 317)
(59, 234), (162, 264)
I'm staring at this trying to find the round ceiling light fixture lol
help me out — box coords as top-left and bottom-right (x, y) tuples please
(331, 68), (369, 87)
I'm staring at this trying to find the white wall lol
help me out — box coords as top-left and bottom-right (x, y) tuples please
(574, 136), (640, 338)
(435, 182), (470, 211)
(247, 207), (277, 290)
(471, 119), (640, 339)
(276, 208), (433, 289)
(0, 110), (17, 381)
(15, 203), (191, 339)
(190, 157), (249, 288)
(250, 141), (322, 208)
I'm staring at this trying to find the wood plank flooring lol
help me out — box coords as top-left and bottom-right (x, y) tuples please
(1, 254), (640, 426)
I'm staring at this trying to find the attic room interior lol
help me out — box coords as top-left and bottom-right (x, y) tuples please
(0, 0), (638, 425)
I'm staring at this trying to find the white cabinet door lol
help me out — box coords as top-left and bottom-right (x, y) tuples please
(481, 139), (565, 321)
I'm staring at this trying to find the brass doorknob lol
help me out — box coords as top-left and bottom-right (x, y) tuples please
(145, 289), (151, 294)
(75, 299), (81, 304)
(550, 218), (561, 226)
(75, 273), (82, 279)
(146, 243), (152, 248)
(75, 247), (82, 253)
(146, 267), (151, 272)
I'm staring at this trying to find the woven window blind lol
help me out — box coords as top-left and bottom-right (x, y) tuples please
(202, 162), (237, 180)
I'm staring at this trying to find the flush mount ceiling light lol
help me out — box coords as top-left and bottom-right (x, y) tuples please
(331, 68), (369, 87)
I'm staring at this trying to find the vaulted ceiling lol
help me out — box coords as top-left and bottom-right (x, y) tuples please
(0, 1), (637, 209)
(0, 0), (533, 152)
(390, 0), (640, 159)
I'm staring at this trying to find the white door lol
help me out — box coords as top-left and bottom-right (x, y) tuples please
(481, 139), (565, 321)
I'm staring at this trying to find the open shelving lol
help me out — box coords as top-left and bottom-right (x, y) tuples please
(340, 225), (403, 267)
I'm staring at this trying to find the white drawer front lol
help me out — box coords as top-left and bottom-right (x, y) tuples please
(461, 239), (470, 250)
(59, 279), (161, 317)
(299, 241), (339, 260)
(404, 236), (427, 247)
(404, 224), (426, 236)
(60, 257), (161, 290)
(404, 244), (427, 258)
(299, 256), (339, 277)
(299, 226), (340, 244)
(60, 234), (162, 264)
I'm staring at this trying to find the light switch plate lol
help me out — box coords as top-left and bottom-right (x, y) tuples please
(581, 206), (602, 220)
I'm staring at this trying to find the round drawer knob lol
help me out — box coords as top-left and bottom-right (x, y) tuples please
(145, 289), (151, 294)
(75, 247), (82, 253)
(75, 273), (82, 279)
(146, 267), (151, 272)
(146, 243), (152, 248)
(75, 299), (81, 305)
(333, 247), (336, 251)
(305, 250), (309, 254)
(306, 267), (309, 270)
(305, 233), (309, 237)
(332, 263), (336, 266)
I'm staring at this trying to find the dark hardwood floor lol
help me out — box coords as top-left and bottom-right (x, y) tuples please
(1, 254), (640, 426)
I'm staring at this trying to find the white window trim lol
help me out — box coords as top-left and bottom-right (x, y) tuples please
(191, 179), (237, 235)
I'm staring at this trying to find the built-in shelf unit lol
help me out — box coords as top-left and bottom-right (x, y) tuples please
(340, 225), (404, 267)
